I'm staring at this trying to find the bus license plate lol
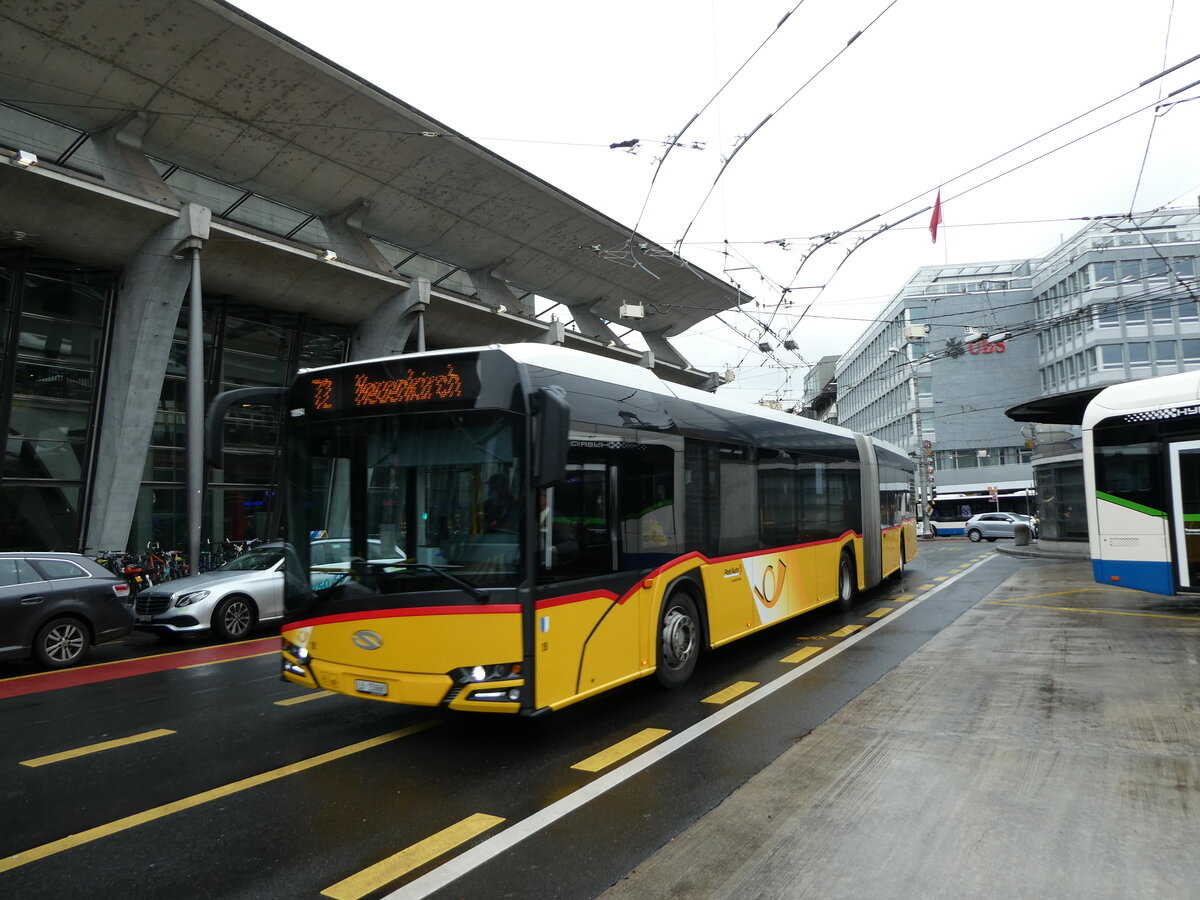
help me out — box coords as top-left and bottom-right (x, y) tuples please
(355, 679), (388, 696)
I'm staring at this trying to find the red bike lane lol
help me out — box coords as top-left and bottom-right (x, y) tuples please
(0, 636), (281, 700)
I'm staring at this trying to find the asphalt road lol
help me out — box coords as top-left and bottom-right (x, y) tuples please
(0, 539), (1018, 900)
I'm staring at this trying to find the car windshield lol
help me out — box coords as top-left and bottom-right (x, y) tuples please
(220, 549), (284, 571)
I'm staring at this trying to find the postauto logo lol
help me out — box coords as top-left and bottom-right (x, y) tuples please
(352, 630), (384, 650)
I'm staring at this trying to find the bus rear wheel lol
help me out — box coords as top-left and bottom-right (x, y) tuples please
(656, 591), (700, 688)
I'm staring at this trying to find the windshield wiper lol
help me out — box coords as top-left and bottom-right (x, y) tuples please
(361, 561), (490, 602)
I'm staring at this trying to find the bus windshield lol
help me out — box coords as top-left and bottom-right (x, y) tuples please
(284, 409), (524, 610)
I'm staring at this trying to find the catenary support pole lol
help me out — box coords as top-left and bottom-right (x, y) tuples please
(186, 244), (204, 572)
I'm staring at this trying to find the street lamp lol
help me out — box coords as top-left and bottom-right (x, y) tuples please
(888, 347), (932, 539)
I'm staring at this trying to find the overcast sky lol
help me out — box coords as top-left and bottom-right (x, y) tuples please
(231, 0), (1199, 404)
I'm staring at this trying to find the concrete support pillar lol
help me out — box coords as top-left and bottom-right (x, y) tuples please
(84, 204), (212, 553)
(348, 278), (431, 361)
(320, 199), (392, 273)
(467, 265), (533, 316)
(567, 303), (623, 346)
(641, 329), (690, 369)
(91, 112), (178, 205)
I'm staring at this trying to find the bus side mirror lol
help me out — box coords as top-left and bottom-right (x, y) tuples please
(533, 386), (569, 487)
(206, 386), (288, 468)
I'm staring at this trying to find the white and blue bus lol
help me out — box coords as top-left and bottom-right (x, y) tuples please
(1083, 370), (1200, 595)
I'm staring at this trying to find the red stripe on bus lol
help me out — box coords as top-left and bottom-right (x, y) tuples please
(0, 636), (281, 700)
(535, 591), (618, 610)
(290, 603), (522, 630)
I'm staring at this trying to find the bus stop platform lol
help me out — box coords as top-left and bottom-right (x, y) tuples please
(600, 557), (1200, 899)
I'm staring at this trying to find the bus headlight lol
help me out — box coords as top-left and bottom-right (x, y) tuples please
(451, 663), (522, 685)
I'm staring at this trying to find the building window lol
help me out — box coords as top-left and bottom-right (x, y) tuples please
(1128, 342), (1150, 368)
(1100, 345), (1124, 369)
(1156, 341), (1178, 364)
(1183, 339), (1200, 364)
(1092, 261), (1115, 285)
(1124, 302), (1146, 326)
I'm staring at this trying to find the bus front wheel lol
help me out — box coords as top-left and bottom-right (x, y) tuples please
(656, 591), (700, 688)
(838, 551), (857, 610)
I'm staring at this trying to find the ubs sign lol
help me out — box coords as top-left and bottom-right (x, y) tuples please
(968, 340), (1006, 354)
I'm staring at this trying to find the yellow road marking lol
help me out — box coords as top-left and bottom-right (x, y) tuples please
(829, 625), (864, 638)
(21, 729), (175, 768)
(932, 576), (949, 582)
(322, 813), (505, 900)
(702, 681), (758, 704)
(894, 594), (915, 602)
(179, 650), (278, 670)
(781, 646), (823, 664)
(915, 584), (935, 590)
(0, 721), (440, 874)
(985, 602), (1200, 622)
(572, 728), (670, 773)
(275, 690), (336, 706)
(866, 608), (893, 619)
(953, 565), (971, 570)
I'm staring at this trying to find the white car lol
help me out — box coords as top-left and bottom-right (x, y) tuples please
(132, 545), (286, 640)
(132, 539), (400, 640)
(964, 513), (1037, 543)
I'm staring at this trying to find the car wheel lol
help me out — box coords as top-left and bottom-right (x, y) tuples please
(33, 616), (91, 669)
(838, 550), (857, 610)
(213, 595), (257, 641)
(656, 590), (700, 688)
(967, 529), (983, 543)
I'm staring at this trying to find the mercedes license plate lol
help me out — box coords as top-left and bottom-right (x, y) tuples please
(355, 679), (388, 696)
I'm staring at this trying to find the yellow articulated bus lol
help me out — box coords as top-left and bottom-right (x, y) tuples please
(208, 343), (916, 715)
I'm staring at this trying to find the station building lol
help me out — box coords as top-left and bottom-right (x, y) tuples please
(817, 209), (1200, 547)
(0, 0), (744, 554)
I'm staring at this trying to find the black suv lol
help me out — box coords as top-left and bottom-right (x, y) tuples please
(0, 552), (135, 669)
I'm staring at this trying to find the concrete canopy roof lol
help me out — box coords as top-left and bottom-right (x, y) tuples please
(0, 0), (747, 341)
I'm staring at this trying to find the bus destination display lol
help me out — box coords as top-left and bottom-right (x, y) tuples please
(301, 357), (481, 414)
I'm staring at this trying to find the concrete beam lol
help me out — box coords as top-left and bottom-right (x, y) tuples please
(349, 277), (431, 361)
(467, 265), (533, 316)
(533, 321), (566, 345)
(85, 204), (211, 552)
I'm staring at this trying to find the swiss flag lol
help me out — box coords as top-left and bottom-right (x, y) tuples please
(929, 190), (943, 243)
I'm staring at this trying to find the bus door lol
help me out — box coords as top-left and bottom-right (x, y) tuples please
(1168, 441), (1200, 590)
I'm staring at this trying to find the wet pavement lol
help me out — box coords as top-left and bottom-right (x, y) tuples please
(599, 555), (1200, 899)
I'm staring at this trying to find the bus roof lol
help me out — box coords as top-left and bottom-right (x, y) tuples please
(327, 342), (910, 463)
(1082, 371), (1200, 429)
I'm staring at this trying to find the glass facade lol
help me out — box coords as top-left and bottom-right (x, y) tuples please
(0, 252), (351, 552)
(0, 259), (111, 549)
